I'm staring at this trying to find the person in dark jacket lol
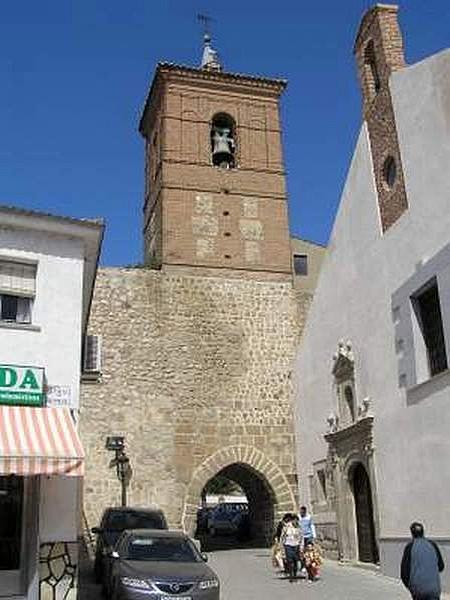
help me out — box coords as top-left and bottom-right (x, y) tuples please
(401, 522), (445, 600)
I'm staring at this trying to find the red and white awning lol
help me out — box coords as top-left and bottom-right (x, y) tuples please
(0, 406), (84, 477)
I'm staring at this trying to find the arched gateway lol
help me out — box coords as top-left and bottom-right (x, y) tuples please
(182, 446), (297, 545)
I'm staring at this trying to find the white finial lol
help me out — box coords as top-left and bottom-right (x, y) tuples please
(198, 14), (222, 72)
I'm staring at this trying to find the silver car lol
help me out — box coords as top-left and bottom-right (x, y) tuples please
(108, 529), (220, 600)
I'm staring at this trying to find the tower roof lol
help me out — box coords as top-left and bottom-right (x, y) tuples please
(139, 63), (287, 136)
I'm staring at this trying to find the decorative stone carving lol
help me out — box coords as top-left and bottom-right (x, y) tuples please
(358, 396), (372, 418)
(327, 412), (339, 433)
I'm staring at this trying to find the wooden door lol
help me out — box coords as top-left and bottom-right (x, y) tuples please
(352, 464), (379, 563)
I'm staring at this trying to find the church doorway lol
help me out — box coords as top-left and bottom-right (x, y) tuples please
(196, 463), (275, 551)
(351, 463), (379, 563)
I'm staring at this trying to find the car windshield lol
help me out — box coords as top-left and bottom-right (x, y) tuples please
(125, 537), (200, 562)
(104, 512), (164, 531)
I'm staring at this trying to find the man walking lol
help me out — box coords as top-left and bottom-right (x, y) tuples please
(299, 505), (316, 546)
(401, 522), (445, 600)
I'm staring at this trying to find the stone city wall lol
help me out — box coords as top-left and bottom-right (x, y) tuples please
(80, 267), (310, 531)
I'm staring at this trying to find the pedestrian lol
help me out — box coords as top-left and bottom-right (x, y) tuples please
(299, 505), (316, 574)
(303, 540), (322, 582)
(281, 514), (303, 582)
(299, 505), (316, 547)
(272, 513), (291, 572)
(401, 522), (445, 600)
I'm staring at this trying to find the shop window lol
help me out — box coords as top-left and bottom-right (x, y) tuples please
(0, 260), (36, 325)
(0, 476), (24, 570)
(293, 254), (308, 276)
(412, 280), (448, 377)
(83, 335), (102, 373)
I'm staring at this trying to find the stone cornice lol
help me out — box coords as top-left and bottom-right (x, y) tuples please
(139, 62), (287, 137)
(324, 415), (374, 445)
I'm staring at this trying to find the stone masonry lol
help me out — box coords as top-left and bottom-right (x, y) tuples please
(81, 267), (312, 540)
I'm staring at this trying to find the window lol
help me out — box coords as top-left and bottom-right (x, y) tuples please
(0, 261), (36, 325)
(364, 41), (381, 96)
(293, 254), (308, 276)
(383, 156), (397, 189)
(0, 476), (24, 570)
(317, 469), (327, 501)
(83, 335), (102, 373)
(211, 113), (236, 169)
(412, 281), (448, 377)
(344, 386), (356, 422)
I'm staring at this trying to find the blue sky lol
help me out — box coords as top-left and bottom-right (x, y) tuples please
(1, 1), (449, 265)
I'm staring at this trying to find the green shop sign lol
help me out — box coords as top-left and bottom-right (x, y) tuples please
(0, 365), (45, 407)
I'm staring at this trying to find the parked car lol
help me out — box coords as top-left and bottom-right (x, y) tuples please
(91, 506), (167, 585)
(108, 529), (220, 600)
(207, 503), (248, 536)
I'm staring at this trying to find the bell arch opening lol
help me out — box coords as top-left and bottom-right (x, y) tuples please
(210, 113), (236, 169)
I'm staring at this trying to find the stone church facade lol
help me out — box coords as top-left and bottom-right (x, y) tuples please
(80, 42), (323, 543)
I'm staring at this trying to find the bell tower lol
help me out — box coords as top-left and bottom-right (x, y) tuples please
(139, 35), (292, 278)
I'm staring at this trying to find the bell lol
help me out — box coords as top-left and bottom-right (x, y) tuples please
(212, 126), (234, 168)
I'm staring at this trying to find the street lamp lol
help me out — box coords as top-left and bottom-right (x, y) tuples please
(105, 436), (132, 506)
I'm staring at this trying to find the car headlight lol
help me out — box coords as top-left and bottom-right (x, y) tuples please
(199, 579), (219, 589)
(120, 577), (152, 590)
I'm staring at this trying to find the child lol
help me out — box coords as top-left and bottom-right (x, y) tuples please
(303, 540), (322, 582)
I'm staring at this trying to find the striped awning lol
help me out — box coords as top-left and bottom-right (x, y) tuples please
(0, 405), (84, 477)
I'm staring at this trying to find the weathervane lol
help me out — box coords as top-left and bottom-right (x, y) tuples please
(197, 13), (213, 40)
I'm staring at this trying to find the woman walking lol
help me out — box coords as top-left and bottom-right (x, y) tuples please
(281, 514), (303, 582)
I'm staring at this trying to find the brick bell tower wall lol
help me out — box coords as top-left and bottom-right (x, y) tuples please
(81, 62), (313, 541)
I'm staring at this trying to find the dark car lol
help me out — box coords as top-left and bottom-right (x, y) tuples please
(108, 529), (220, 600)
(92, 506), (167, 585)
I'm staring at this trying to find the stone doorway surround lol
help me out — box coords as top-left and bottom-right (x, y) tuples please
(325, 415), (380, 563)
(182, 445), (297, 544)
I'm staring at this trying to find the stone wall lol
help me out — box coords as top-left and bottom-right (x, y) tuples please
(81, 267), (309, 533)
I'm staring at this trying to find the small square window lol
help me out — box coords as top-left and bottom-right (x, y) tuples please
(412, 280), (448, 377)
(293, 254), (308, 276)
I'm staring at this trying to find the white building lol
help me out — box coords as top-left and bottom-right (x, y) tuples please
(294, 5), (450, 592)
(0, 205), (103, 599)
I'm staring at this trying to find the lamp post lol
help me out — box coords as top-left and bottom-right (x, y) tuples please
(105, 436), (132, 507)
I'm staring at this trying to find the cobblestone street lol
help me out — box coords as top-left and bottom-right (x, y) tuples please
(79, 545), (418, 600)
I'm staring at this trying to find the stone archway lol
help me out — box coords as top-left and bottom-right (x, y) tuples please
(182, 446), (297, 545)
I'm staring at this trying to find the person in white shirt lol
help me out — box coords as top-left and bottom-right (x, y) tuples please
(281, 514), (303, 582)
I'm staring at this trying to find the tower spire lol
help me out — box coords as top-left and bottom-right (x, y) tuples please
(197, 14), (222, 72)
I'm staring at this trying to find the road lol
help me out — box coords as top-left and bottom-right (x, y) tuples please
(79, 544), (415, 599)
(209, 548), (410, 600)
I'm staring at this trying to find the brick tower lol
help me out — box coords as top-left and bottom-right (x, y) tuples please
(354, 4), (408, 232)
(139, 36), (292, 278)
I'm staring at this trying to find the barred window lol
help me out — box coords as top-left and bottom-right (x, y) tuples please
(83, 335), (102, 373)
